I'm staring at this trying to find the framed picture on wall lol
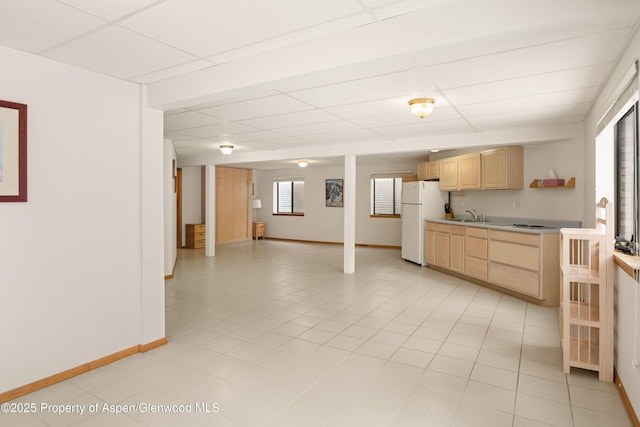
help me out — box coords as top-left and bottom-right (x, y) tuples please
(0, 99), (27, 202)
(325, 179), (343, 207)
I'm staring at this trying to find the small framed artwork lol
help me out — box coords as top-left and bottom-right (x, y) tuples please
(0, 99), (28, 202)
(325, 178), (343, 207)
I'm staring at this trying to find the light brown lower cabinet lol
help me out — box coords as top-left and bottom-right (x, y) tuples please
(425, 222), (559, 305)
(425, 222), (436, 265)
(449, 225), (465, 273)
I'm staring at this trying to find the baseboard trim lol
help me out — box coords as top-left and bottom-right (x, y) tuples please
(615, 369), (640, 426)
(165, 256), (178, 280)
(0, 338), (168, 403)
(266, 237), (400, 249)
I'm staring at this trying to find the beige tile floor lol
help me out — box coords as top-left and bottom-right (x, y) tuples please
(5, 241), (633, 427)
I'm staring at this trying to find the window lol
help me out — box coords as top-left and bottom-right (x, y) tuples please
(615, 103), (638, 241)
(273, 180), (304, 215)
(371, 177), (402, 216)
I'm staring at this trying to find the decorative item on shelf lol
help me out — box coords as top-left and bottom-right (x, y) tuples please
(530, 177), (576, 188)
(297, 160), (309, 168)
(219, 144), (234, 155)
(408, 98), (435, 119)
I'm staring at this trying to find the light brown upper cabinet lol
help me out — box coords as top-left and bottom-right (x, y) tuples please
(417, 162), (428, 181)
(426, 160), (439, 180)
(481, 146), (524, 190)
(438, 157), (458, 190)
(457, 153), (481, 190)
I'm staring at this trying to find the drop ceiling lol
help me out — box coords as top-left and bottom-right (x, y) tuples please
(1, 0), (639, 169)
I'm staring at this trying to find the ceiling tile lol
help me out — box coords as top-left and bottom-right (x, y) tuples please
(325, 93), (449, 120)
(290, 69), (436, 108)
(164, 111), (223, 132)
(221, 130), (286, 143)
(0, 0), (104, 53)
(45, 26), (196, 79)
(120, 0), (364, 57)
(240, 110), (339, 129)
(374, 118), (475, 138)
(275, 121), (362, 137)
(457, 87), (600, 117)
(197, 94), (313, 122)
(57, 0), (158, 21)
(352, 106), (462, 128)
(303, 128), (388, 143)
(468, 113), (586, 132)
(422, 27), (632, 89)
(441, 63), (612, 105)
(178, 122), (258, 138)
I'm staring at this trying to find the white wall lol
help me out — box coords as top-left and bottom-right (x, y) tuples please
(181, 166), (202, 246)
(585, 26), (640, 415)
(0, 46), (164, 393)
(434, 138), (584, 222)
(164, 140), (177, 276)
(255, 162), (417, 246)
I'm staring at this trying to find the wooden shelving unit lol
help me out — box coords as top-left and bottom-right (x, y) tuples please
(559, 200), (613, 381)
(529, 177), (575, 188)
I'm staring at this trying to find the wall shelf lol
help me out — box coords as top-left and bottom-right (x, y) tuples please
(529, 177), (575, 189)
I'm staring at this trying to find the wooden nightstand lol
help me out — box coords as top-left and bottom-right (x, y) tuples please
(252, 222), (265, 240)
(186, 224), (205, 248)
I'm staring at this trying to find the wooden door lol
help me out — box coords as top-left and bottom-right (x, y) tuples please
(215, 167), (252, 245)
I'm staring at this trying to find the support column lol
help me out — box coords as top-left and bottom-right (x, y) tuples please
(205, 165), (216, 257)
(344, 154), (356, 273)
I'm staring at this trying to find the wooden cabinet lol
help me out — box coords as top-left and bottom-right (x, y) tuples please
(252, 221), (265, 240)
(186, 224), (206, 249)
(481, 147), (524, 189)
(438, 158), (458, 190)
(417, 162), (428, 181)
(425, 221), (559, 305)
(488, 229), (559, 304)
(449, 225), (465, 273)
(458, 153), (482, 190)
(465, 227), (488, 281)
(426, 161), (439, 180)
(560, 201), (613, 381)
(435, 223), (450, 268)
(425, 222), (436, 265)
(216, 167), (252, 245)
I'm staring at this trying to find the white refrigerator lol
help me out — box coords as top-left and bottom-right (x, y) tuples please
(401, 181), (446, 265)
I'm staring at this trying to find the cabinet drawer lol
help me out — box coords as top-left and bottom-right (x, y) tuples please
(255, 224), (264, 231)
(466, 227), (488, 238)
(489, 262), (540, 297)
(426, 222), (436, 231)
(466, 236), (487, 259)
(192, 240), (206, 249)
(436, 224), (450, 233)
(489, 229), (539, 246)
(194, 232), (205, 240)
(489, 240), (539, 271)
(192, 224), (205, 232)
(450, 225), (465, 235)
(465, 257), (487, 281)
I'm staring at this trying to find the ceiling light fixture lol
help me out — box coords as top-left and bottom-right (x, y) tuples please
(219, 144), (234, 155)
(408, 98), (435, 119)
(430, 149), (440, 153)
(298, 160), (309, 168)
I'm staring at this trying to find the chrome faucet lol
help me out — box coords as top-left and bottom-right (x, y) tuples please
(465, 209), (479, 221)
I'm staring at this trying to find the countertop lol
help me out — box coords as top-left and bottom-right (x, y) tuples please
(426, 216), (582, 234)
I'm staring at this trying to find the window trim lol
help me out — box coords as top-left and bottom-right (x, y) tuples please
(273, 179), (304, 215)
(371, 176), (403, 216)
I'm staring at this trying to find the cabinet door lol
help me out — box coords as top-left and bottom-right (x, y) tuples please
(481, 147), (523, 189)
(481, 148), (507, 189)
(435, 231), (450, 268)
(439, 158), (458, 191)
(427, 161), (440, 179)
(450, 234), (464, 273)
(417, 163), (428, 181)
(426, 229), (436, 265)
(458, 153), (481, 190)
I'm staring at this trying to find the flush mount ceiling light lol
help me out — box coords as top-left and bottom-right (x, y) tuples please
(298, 160), (309, 168)
(219, 144), (234, 155)
(408, 98), (435, 119)
(430, 149), (440, 153)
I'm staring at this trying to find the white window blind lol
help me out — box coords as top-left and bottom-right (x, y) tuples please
(371, 177), (402, 215)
